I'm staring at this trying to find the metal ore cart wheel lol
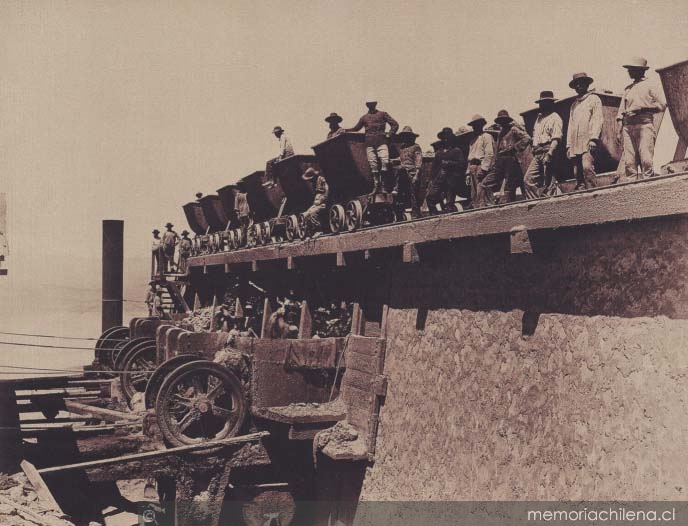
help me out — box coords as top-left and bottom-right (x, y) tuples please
(285, 215), (299, 241)
(112, 337), (154, 372)
(296, 214), (307, 240)
(95, 326), (129, 372)
(155, 360), (247, 447)
(329, 204), (346, 233)
(345, 200), (363, 231)
(120, 342), (158, 406)
(247, 224), (259, 247)
(260, 221), (272, 245)
(144, 354), (201, 410)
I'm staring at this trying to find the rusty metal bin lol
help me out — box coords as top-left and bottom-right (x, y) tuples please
(199, 194), (229, 232)
(273, 154), (320, 214)
(520, 91), (622, 181)
(182, 201), (210, 235)
(239, 170), (285, 223)
(657, 58), (688, 163)
(217, 184), (240, 224)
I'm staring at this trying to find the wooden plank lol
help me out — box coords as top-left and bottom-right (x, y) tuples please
(38, 431), (270, 476)
(20, 460), (63, 513)
(298, 300), (312, 339)
(345, 351), (381, 375)
(341, 369), (375, 392)
(341, 383), (375, 406)
(260, 297), (273, 338)
(188, 173), (688, 269)
(347, 335), (384, 357)
(336, 252), (346, 267)
(64, 400), (140, 422)
(0, 494), (66, 526)
(402, 242), (420, 263)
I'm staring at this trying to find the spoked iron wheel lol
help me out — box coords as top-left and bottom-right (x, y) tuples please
(155, 360), (246, 447)
(329, 204), (346, 233)
(261, 222), (272, 245)
(285, 215), (300, 241)
(113, 337), (154, 372)
(247, 224), (259, 247)
(94, 326), (129, 372)
(144, 354), (200, 410)
(345, 200), (364, 231)
(296, 214), (307, 240)
(120, 342), (158, 406)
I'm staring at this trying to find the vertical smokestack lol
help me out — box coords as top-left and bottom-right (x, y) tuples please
(102, 220), (124, 332)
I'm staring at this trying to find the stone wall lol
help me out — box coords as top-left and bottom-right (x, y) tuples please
(359, 216), (688, 500)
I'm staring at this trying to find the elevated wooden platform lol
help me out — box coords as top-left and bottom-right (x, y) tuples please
(188, 173), (688, 271)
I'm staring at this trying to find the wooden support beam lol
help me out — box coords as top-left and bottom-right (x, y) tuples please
(20, 460), (63, 513)
(287, 256), (297, 270)
(510, 224), (533, 254)
(336, 252), (346, 267)
(260, 297), (273, 339)
(38, 431), (269, 476)
(224, 263), (231, 273)
(350, 303), (363, 336)
(64, 400), (140, 423)
(402, 242), (420, 264)
(298, 300), (312, 339)
(252, 260), (259, 272)
(203, 264), (208, 274)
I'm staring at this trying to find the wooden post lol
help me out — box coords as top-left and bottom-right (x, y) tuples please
(298, 300), (312, 339)
(261, 298), (273, 338)
(0, 383), (21, 473)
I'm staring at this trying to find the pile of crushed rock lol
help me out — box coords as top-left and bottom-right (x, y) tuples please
(180, 307), (214, 332)
(0, 472), (74, 526)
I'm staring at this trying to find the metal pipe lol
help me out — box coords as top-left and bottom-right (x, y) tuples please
(102, 220), (124, 332)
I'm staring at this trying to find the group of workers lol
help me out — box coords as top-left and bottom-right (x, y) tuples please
(268, 56), (666, 217)
(151, 222), (193, 275)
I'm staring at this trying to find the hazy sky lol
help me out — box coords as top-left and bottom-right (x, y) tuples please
(1, 0), (687, 294)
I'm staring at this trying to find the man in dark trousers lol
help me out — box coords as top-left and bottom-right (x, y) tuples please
(466, 114), (496, 208)
(392, 126), (423, 217)
(479, 110), (532, 205)
(301, 167), (329, 237)
(151, 229), (162, 276)
(178, 230), (192, 273)
(161, 223), (178, 273)
(346, 97), (399, 193)
(427, 127), (467, 213)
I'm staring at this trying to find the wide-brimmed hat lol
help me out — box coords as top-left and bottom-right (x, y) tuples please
(365, 96), (377, 103)
(272, 125), (284, 134)
(495, 110), (514, 125)
(165, 222), (174, 228)
(181, 229), (189, 236)
(152, 229), (160, 234)
(455, 125), (472, 136)
(467, 113), (487, 126)
(302, 167), (320, 181)
(437, 127), (454, 140)
(535, 90), (557, 103)
(325, 112), (343, 124)
(398, 125), (419, 138)
(569, 72), (594, 89)
(623, 56), (649, 70)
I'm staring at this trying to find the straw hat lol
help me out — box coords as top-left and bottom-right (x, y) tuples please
(467, 114), (487, 126)
(623, 56), (649, 69)
(398, 126), (419, 138)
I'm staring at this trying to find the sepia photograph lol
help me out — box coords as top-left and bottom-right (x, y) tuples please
(1, 1), (688, 524)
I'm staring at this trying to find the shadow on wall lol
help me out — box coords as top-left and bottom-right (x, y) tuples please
(390, 215), (688, 321)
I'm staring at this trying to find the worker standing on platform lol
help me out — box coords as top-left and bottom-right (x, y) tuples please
(325, 113), (346, 139)
(465, 114), (496, 208)
(480, 110), (531, 205)
(567, 73), (604, 190)
(145, 281), (156, 316)
(346, 98), (399, 193)
(427, 128), (467, 214)
(301, 167), (329, 237)
(392, 126), (423, 217)
(523, 91), (563, 199)
(151, 229), (162, 276)
(153, 290), (166, 318)
(161, 223), (178, 273)
(178, 230), (192, 273)
(616, 57), (667, 180)
(265, 125), (294, 188)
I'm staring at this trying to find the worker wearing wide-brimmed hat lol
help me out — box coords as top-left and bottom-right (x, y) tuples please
(427, 127), (467, 214)
(178, 230), (193, 273)
(151, 229), (162, 276)
(567, 72), (604, 190)
(264, 125), (295, 188)
(144, 280), (157, 316)
(523, 91), (563, 199)
(161, 222), (179, 273)
(301, 167), (329, 237)
(325, 113), (346, 140)
(392, 126), (424, 218)
(478, 110), (531, 206)
(346, 97), (399, 193)
(466, 114), (496, 208)
(616, 56), (666, 180)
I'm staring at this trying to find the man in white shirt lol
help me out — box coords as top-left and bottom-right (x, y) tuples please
(567, 73), (604, 190)
(523, 91), (563, 199)
(151, 229), (162, 276)
(264, 125), (295, 187)
(616, 57), (667, 180)
(465, 114), (495, 208)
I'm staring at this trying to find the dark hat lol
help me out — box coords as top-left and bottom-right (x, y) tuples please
(398, 125), (419, 138)
(437, 127), (454, 140)
(569, 72), (594, 88)
(535, 91), (557, 103)
(302, 167), (320, 181)
(181, 229), (189, 236)
(165, 222), (174, 228)
(494, 110), (514, 125)
(325, 112), (343, 124)
(195, 192), (203, 199)
(623, 56), (649, 70)
(152, 229), (160, 234)
(467, 113), (487, 126)
(272, 125), (284, 134)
